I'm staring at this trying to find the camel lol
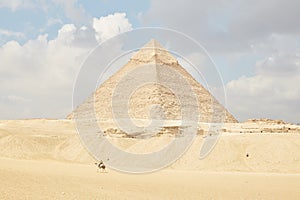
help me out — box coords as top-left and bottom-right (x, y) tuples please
(95, 160), (106, 173)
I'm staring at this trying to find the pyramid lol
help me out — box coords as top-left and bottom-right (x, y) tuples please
(68, 39), (238, 128)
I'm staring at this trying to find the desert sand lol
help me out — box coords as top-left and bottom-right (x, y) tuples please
(1, 119), (300, 199)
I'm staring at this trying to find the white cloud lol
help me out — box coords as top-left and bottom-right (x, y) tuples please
(225, 52), (300, 123)
(2, 95), (29, 104)
(256, 53), (300, 76)
(0, 13), (132, 119)
(0, 0), (29, 11)
(46, 18), (63, 27)
(0, 29), (25, 38)
(0, 32), (87, 119)
(250, 34), (300, 55)
(143, 0), (300, 54)
(57, 24), (77, 44)
(52, 0), (87, 24)
(229, 0), (300, 41)
(0, 0), (46, 11)
(93, 13), (132, 42)
(0, 0), (87, 24)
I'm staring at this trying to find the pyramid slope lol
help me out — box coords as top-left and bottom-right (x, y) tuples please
(68, 39), (238, 126)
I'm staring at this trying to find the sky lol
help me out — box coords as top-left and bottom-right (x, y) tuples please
(0, 0), (299, 123)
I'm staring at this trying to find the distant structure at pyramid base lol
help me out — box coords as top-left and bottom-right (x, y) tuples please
(68, 39), (238, 126)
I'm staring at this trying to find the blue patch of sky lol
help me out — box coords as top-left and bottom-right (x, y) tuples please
(78, 0), (150, 27)
(41, 7), (71, 40)
(0, 7), (47, 44)
(0, 6), (74, 44)
(0, 0), (151, 45)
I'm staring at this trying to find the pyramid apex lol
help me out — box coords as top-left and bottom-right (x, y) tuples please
(130, 39), (178, 64)
(144, 38), (164, 49)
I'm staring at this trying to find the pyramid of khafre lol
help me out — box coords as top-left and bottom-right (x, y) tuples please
(68, 39), (238, 124)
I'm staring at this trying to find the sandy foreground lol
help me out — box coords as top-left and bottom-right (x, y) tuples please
(1, 158), (300, 200)
(1, 119), (300, 199)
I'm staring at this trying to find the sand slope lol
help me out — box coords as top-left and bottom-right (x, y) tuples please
(0, 119), (93, 163)
(1, 119), (300, 199)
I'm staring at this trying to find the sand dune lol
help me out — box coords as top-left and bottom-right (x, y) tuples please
(0, 120), (93, 164)
(1, 119), (300, 173)
(1, 119), (300, 199)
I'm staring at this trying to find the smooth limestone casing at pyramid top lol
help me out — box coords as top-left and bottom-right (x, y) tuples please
(68, 39), (238, 129)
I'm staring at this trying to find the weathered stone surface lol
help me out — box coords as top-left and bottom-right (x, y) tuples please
(68, 39), (238, 126)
